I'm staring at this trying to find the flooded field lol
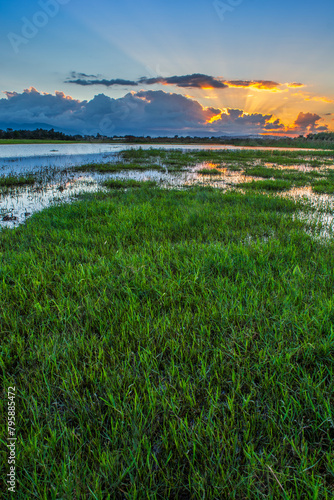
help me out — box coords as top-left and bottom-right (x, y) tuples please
(0, 145), (333, 232)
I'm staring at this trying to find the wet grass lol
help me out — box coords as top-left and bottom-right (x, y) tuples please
(243, 167), (324, 182)
(241, 167), (334, 195)
(238, 179), (295, 191)
(197, 168), (222, 175)
(0, 175), (36, 188)
(312, 180), (334, 194)
(103, 179), (157, 189)
(74, 162), (164, 173)
(0, 185), (333, 499)
(120, 148), (334, 167)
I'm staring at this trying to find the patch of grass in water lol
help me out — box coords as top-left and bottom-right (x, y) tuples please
(74, 162), (164, 173)
(198, 168), (222, 175)
(0, 175), (36, 187)
(120, 148), (333, 172)
(103, 179), (157, 189)
(244, 167), (324, 183)
(239, 179), (294, 191)
(312, 180), (334, 194)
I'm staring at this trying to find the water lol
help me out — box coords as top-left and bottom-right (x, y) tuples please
(0, 143), (333, 232)
(0, 143), (321, 175)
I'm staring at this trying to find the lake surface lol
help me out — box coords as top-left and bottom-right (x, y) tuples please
(0, 143), (320, 175)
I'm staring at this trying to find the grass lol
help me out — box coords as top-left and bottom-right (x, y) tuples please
(238, 179), (295, 191)
(312, 180), (334, 194)
(0, 139), (82, 144)
(243, 167), (324, 182)
(0, 175), (36, 188)
(119, 149), (333, 173)
(0, 184), (333, 499)
(74, 162), (164, 173)
(197, 168), (222, 175)
(103, 179), (157, 189)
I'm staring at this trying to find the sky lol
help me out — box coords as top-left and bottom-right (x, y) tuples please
(0, 0), (333, 137)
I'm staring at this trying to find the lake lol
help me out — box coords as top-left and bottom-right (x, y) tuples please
(0, 143), (320, 175)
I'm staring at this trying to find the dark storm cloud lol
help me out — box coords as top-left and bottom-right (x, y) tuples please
(0, 88), (284, 137)
(293, 112), (327, 132)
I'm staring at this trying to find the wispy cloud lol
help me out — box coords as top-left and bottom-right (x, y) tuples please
(66, 71), (138, 87)
(65, 72), (302, 92)
(138, 74), (228, 89)
(286, 82), (305, 88)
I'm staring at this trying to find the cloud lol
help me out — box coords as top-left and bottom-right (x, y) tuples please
(264, 119), (285, 131)
(287, 82), (305, 88)
(292, 112), (328, 133)
(70, 71), (100, 79)
(225, 80), (281, 90)
(65, 72), (302, 92)
(2, 87), (326, 137)
(291, 91), (334, 104)
(138, 74), (228, 89)
(66, 72), (139, 87)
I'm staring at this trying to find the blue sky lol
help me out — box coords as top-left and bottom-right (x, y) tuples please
(1, 0), (333, 136)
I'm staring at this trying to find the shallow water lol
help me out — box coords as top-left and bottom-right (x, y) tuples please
(0, 144), (333, 231)
(0, 142), (325, 175)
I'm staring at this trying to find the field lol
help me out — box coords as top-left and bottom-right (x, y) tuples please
(0, 149), (334, 499)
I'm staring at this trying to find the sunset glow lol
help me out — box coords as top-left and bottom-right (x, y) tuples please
(0, 0), (333, 137)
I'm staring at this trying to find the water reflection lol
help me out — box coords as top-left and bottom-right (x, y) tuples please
(0, 150), (333, 232)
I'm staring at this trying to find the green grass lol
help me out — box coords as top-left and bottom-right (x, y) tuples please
(312, 180), (334, 194)
(74, 162), (164, 173)
(0, 175), (36, 188)
(103, 179), (157, 189)
(243, 167), (324, 182)
(119, 149), (333, 172)
(0, 185), (333, 499)
(238, 179), (295, 191)
(197, 168), (222, 175)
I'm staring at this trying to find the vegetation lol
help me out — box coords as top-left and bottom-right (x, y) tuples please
(197, 168), (222, 175)
(0, 184), (333, 498)
(244, 167), (324, 182)
(238, 179), (295, 191)
(103, 179), (157, 189)
(1, 128), (333, 148)
(122, 132), (334, 149)
(74, 162), (164, 173)
(0, 175), (35, 188)
(120, 148), (334, 165)
(0, 128), (84, 142)
(312, 180), (334, 194)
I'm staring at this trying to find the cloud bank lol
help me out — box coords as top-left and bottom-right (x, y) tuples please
(0, 87), (328, 137)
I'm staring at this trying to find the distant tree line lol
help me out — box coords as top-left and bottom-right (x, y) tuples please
(0, 128), (83, 141)
(0, 128), (333, 149)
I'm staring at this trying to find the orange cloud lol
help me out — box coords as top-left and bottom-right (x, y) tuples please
(292, 92), (334, 104)
(225, 80), (282, 91)
(67, 72), (305, 94)
(206, 112), (223, 124)
(286, 82), (305, 88)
